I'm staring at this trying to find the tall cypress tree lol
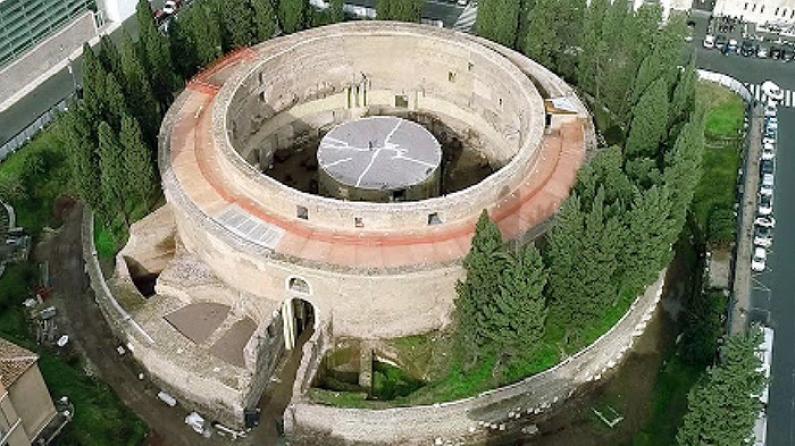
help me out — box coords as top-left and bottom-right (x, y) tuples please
(98, 35), (122, 80)
(61, 107), (104, 213)
(220, 0), (256, 51)
(190, 4), (224, 68)
(103, 73), (129, 132)
(169, 16), (200, 79)
(476, 0), (520, 48)
(664, 112), (705, 234)
(120, 114), (157, 204)
(119, 33), (160, 143)
(252, 0), (278, 42)
(454, 211), (506, 364)
(98, 121), (130, 225)
(575, 145), (634, 206)
(577, 0), (608, 95)
(278, 0), (308, 33)
(486, 245), (548, 361)
(136, 0), (177, 109)
(670, 57), (697, 128)
(626, 77), (670, 158)
(81, 43), (108, 129)
(677, 330), (766, 446)
(377, 0), (423, 22)
(329, 0), (345, 23)
(522, 0), (560, 69)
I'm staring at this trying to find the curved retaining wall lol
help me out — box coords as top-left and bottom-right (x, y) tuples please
(284, 269), (666, 445)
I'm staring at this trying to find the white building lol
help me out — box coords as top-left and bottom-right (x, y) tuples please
(714, 0), (795, 27)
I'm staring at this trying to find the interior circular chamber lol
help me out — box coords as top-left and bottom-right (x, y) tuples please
(224, 29), (543, 207)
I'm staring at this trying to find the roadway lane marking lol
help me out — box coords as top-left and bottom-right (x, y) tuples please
(744, 83), (795, 108)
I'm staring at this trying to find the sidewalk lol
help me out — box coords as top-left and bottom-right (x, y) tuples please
(730, 104), (763, 335)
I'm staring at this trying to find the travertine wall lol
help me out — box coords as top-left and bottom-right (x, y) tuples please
(211, 23), (547, 231)
(284, 271), (667, 445)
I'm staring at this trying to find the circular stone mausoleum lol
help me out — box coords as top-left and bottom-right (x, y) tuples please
(107, 21), (594, 430)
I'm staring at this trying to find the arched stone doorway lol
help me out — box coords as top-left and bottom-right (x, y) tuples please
(282, 298), (316, 351)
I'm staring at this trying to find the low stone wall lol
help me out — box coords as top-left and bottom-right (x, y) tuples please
(284, 269), (667, 445)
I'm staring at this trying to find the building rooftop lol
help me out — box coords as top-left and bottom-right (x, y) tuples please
(0, 337), (38, 388)
(317, 117), (442, 191)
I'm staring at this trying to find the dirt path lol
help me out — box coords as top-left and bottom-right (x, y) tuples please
(39, 203), (221, 446)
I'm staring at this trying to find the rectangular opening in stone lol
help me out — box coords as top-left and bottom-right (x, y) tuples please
(354, 217), (364, 228)
(428, 212), (442, 225)
(297, 205), (309, 220)
(394, 95), (409, 108)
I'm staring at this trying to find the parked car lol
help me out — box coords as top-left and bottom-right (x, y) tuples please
(716, 35), (728, 50)
(782, 47), (795, 61)
(764, 104), (777, 117)
(752, 247), (767, 272)
(741, 40), (756, 56)
(757, 46), (769, 58)
(727, 38), (739, 54)
(760, 159), (776, 176)
(704, 34), (716, 49)
(754, 226), (773, 248)
(763, 136), (777, 145)
(770, 46), (783, 59)
(765, 126), (778, 139)
(755, 216), (776, 228)
(759, 193), (774, 216)
(762, 143), (776, 160)
(762, 80), (785, 101)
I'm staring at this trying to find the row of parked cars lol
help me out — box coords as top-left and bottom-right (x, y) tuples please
(704, 35), (795, 60)
(752, 81), (783, 272)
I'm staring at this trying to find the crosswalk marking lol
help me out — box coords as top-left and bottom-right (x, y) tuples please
(745, 83), (795, 108)
(453, 3), (478, 32)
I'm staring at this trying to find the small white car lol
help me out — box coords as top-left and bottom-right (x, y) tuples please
(754, 226), (773, 248)
(765, 104), (777, 117)
(760, 185), (774, 196)
(756, 216), (776, 228)
(762, 146), (775, 160)
(704, 35), (716, 49)
(752, 247), (767, 272)
(763, 137), (777, 145)
(762, 80), (785, 101)
(761, 173), (775, 188)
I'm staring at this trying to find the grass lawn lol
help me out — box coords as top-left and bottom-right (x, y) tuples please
(0, 123), (149, 445)
(692, 81), (745, 245)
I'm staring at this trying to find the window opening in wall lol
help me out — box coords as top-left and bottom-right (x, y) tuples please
(468, 62), (474, 71)
(428, 213), (442, 225)
(775, 7), (779, 14)
(297, 205), (309, 220)
(752, 3), (757, 11)
(354, 217), (364, 228)
(267, 323), (277, 338)
(288, 277), (310, 294)
(499, 98), (503, 108)
(392, 189), (406, 202)
(448, 71), (456, 82)
(259, 72), (264, 85)
(783, 8), (788, 15)
(760, 5), (764, 12)
(395, 95), (409, 108)
(259, 91), (265, 102)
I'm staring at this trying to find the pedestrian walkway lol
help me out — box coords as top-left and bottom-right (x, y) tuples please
(745, 83), (795, 107)
(453, 2), (477, 32)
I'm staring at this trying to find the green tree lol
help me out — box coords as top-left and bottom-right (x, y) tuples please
(620, 186), (676, 293)
(515, 0), (536, 49)
(61, 108), (104, 212)
(220, 0), (256, 50)
(669, 56), (697, 128)
(630, 15), (687, 105)
(103, 73), (129, 132)
(120, 115), (157, 204)
(98, 121), (130, 225)
(168, 16), (201, 79)
(190, 4), (224, 68)
(575, 145), (634, 206)
(546, 189), (624, 337)
(278, 0), (308, 33)
(522, 0), (560, 68)
(677, 330), (766, 446)
(476, 0), (520, 47)
(136, 0), (177, 108)
(329, 0), (345, 23)
(663, 112), (705, 234)
(626, 78), (670, 158)
(119, 33), (160, 142)
(81, 43), (109, 127)
(252, 0), (278, 42)
(377, 0), (423, 22)
(577, 0), (608, 95)
(624, 156), (663, 189)
(454, 211), (507, 365)
(680, 290), (727, 366)
(487, 245), (548, 362)
(98, 35), (122, 79)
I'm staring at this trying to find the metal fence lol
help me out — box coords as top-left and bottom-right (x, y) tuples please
(0, 95), (73, 163)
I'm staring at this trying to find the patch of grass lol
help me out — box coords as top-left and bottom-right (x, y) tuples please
(630, 356), (703, 446)
(38, 354), (149, 446)
(698, 82), (746, 140)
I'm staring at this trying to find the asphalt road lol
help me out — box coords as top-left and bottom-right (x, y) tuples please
(692, 11), (795, 446)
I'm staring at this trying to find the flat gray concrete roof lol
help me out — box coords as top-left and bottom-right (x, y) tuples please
(317, 116), (441, 191)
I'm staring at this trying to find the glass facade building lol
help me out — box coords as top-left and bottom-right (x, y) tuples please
(0, 0), (97, 67)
